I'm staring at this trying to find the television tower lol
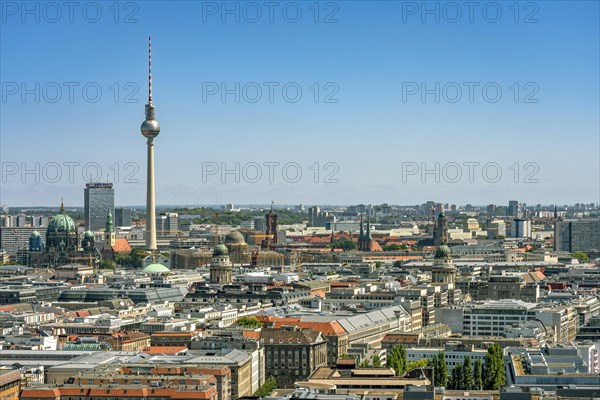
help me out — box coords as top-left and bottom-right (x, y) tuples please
(140, 36), (160, 252)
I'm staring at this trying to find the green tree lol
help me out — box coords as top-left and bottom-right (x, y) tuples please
(393, 260), (404, 268)
(483, 344), (505, 390)
(98, 259), (114, 270)
(254, 376), (277, 397)
(360, 359), (369, 368)
(462, 356), (474, 390)
(431, 354), (438, 383)
(473, 359), (483, 390)
(115, 248), (145, 269)
(387, 344), (407, 376)
(450, 364), (463, 390)
(570, 251), (589, 262)
(436, 351), (448, 388)
(329, 239), (357, 251)
(407, 358), (429, 371)
(383, 244), (403, 251)
(372, 354), (382, 368)
(236, 316), (263, 328)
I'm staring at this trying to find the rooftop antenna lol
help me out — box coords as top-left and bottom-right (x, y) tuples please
(148, 35), (153, 105)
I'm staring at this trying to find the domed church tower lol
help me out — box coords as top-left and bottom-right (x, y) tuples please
(210, 242), (233, 284)
(104, 211), (116, 249)
(431, 244), (456, 284)
(224, 231), (250, 264)
(46, 201), (79, 252)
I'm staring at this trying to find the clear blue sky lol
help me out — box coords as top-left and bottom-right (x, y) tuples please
(1, 1), (598, 207)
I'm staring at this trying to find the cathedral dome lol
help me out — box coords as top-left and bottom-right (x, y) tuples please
(224, 231), (245, 244)
(30, 230), (40, 238)
(84, 230), (94, 239)
(213, 243), (229, 256)
(435, 245), (451, 259)
(47, 209), (77, 234)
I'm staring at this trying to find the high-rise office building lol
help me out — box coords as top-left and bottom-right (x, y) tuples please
(555, 219), (600, 252)
(309, 206), (320, 227)
(84, 182), (115, 231)
(511, 219), (532, 238)
(156, 212), (178, 237)
(32, 216), (49, 227)
(508, 200), (522, 218)
(253, 216), (267, 232)
(308, 206), (334, 227)
(115, 208), (134, 227)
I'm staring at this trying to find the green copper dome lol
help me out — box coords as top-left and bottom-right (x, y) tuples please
(142, 263), (170, 274)
(47, 206), (77, 234)
(84, 230), (94, 238)
(213, 242), (229, 256)
(435, 245), (452, 259)
(30, 230), (40, 238)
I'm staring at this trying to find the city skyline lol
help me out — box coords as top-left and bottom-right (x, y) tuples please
(1, 1), (599, 206)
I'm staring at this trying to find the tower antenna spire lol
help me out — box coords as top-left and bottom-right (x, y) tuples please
(148, 35), (152, 105)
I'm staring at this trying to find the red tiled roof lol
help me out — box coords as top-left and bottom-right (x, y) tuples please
(20, 389), (61, 398)
(151, 331), (194, 337)
(112, 238), (132, 253)
(144, 346), (188, 354)
(242, 331), (260, 340)
(75, 310), (90, 317)
(257, 316), (347, 336)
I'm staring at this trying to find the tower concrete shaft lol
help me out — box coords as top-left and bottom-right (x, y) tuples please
(146, 138), (157, 251)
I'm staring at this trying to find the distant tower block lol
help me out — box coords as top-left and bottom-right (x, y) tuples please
(140, 36), (161, 252)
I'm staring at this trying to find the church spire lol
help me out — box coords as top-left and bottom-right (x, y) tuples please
(106, 211), (114, 233)
(359, 215), (364, 239)
(60, 199), (64, 214)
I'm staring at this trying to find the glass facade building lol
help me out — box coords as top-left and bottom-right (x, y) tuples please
(84, 183), (115, 230)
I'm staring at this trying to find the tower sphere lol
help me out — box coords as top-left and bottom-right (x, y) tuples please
(141, 106), (160, 138)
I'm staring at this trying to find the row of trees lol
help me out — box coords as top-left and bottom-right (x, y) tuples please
(447, 356), (483, 390)
(386, 344), (506, 390)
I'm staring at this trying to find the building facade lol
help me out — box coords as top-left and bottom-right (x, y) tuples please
(555, 219), (600, 252)
(260, 326), (328, 388)
(84, 182), (115, 231)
